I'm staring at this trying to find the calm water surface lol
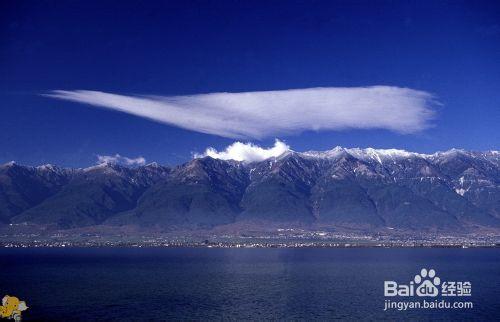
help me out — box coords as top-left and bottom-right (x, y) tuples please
(0, 248), (499, 321)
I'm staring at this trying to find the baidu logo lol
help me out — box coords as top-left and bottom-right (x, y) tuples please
(384, 268), (471, 297)
(383, 268), (473, 311)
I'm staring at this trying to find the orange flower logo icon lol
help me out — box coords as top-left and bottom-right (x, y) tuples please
(0, 296), (28, 322)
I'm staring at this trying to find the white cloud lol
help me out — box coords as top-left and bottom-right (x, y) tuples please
(195, 139), (290, 162)
(97, 154), (146, 166)
(45, 86), (437, 139)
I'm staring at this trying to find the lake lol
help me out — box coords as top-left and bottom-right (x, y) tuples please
(0, 248), (499, 321)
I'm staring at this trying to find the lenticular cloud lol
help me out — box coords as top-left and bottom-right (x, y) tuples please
(45, 86), (437, 139)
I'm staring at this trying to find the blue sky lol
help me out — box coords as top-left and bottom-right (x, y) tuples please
(0, 0), (499, 167)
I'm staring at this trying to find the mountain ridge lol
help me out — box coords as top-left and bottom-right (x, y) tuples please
(1, 147), (499, 233)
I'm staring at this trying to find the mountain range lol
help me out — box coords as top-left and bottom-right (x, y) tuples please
(1, 147), (499, 233)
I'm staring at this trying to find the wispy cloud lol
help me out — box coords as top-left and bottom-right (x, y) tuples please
(45, 86), (437, 139)
(195, 139), (290, 163)
(97, 154), (146, 166)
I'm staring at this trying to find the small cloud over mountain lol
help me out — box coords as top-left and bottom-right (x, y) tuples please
(195, 139), (290, 162)
(97, 154), (146, 166)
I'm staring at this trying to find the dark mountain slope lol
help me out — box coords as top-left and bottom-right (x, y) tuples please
(239, 153), (321, 222)
(107, 158), (249, 228)
(12, 163), (169, 228)
(0, 163), (70, 223)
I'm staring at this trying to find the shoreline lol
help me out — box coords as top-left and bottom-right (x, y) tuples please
(2, 243), (499, 249)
